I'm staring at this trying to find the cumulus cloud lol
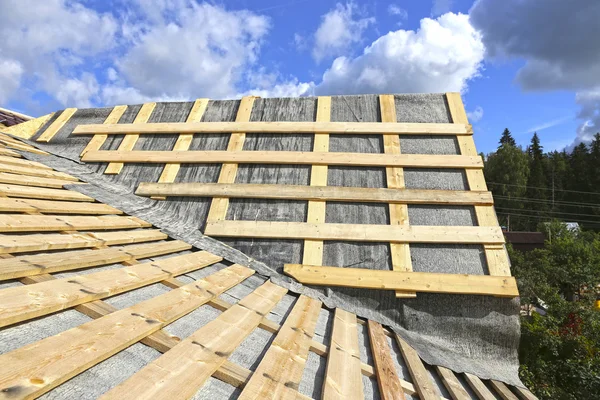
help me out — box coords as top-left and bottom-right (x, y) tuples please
(312, 2), (375, 62)
(467, 106), (484, 123)
(432, 0), (453, 16)
(315, 12), (484, 95)
(470, 0), (600, 146)
(388, 4), (408, 19)
(0, 60), (24, 105)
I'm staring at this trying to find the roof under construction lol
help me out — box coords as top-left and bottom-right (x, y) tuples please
(0, 93), (536, 399)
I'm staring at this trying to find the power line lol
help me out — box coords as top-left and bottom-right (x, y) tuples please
(488, 181), (600, 196)
(496, 212), (600, 225)
(495, 207), (600, 219)
(493, 195), (600, 209)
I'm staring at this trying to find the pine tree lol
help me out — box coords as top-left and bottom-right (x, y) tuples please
(524, 133), (547, 228)
(499, 128), (516, 147)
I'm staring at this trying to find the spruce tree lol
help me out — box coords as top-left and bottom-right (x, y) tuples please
(525, 133), (548, 228)
(499, 128), (516, 147)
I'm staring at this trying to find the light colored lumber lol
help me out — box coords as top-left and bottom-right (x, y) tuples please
(0, 240), (191, 280)
(435, 366), (470, 400)
(0, 214), (150, 232)
(304, 96), (330, 266)
(0, 155), (52, 169)
(464, 373), (496, 400)
(2, 113), (53, 139)
(206, 96), (256, 222)
(0, 162), (78, 181)
(102, 281), (287, 400)
(0, 106), (32, 121)
(0, 197), (122, 214)
(322, 308), (364, 400)
(0, 172), (80, 189)
(380, 94), (415, 299)
(238, 295), (322, 399)
(395, 333), (439, 399)
(73, 121), (473, 136)
(136, 182), (493, 205)
(206, 220), (505, 244)
(0, 229), (165, 254)
(154, 98), (209, 199)
(368, 320), (405, 400)
(83, 150), (484, 169)
(284, 264), (519, 297)
(36, 107), (77, 142)
(0, 265), (252, 399)
(0, 251), (222, 327)
(446, 92), (511, 278)
(0, 139), (48, 155)
(490, 380), (519, 400)
(0, 147), (20, 157)
(512, 386), (538, 400)
(105, 102), (156, 174)
(0, 183), (93, 201)
(80, 105), (128, 156)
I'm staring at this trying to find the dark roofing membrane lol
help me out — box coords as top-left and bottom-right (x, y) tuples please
(22, 93), (523, 389)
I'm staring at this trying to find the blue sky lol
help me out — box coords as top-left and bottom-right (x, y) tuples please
(1, 0), (598, 154)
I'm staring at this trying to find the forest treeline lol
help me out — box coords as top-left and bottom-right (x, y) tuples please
(483, 129), (600, 231)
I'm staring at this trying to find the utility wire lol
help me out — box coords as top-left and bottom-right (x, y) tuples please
(495, 207), (600, 219)
(488, 181), (600, 196)
(493, 195), (600, 209)
(496, 212), (600, 225)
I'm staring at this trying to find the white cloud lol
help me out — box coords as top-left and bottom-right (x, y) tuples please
(388, 4), (408, 19)
(525, 116), (571, 134)
(315, 12), (484, 95)
(54, 74), (100, 108)
(432, 0), (453, 16)
(467, 106), (484, 123)
(0, 60), (24, 105)
(313, 2), (375, 62)
(575, 91), (600, 145)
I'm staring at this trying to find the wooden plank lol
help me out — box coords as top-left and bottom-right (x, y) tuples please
(0, 265), (253, 399)
(154, 98), (209, 198)
(238, 295), (322, 399)
(284, 264), (519, 297)
(368, 320), (405, 400)
(0, 155), (52, 169)
(105, 102), (156, 174)
(380, 94), (415, 299)
(322, 308), (364, 400)
(0, 251), (222, 327)
(0, 197), (122, 214)
(0, 240), (191, 280)
(446, 92), (511, 277)
(0, 139), (48, 155)
(206, 221), (505, 244)
(0, 172), (81, 189)
(2, 113), (54, 139)
(512, 386), (538, 400)
(80, 105), (128, 156)
(395, 333), (439, 399)
(101, 281), (287, 399)
(490, 380), (519, 400)
(206, 96), (256, 222)
(303, 96), (330, 266)
(0, 147), (21, 157)
(435, 366), (470, 400)
(83, 150), (484, 169)
(0, 214), (150, 232)
(0, 183), (94, 201)
(36, 108), (77, 142)
(0, 162), (78, 181)
(464, 373), (496, 400)
(0, 229), (165, 254)
(136, 182), (494, 205)
(73, 121), (472, 136)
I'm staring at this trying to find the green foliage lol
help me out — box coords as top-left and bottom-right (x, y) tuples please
(509, 225), (600, 399)
(499, 128), (517, 147)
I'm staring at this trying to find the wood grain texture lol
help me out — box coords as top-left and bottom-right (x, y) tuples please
(304, 96), (330, 266)
(83, 150), (484, 169)
(435, 366), (470, 400)
(0, 197), (122, 214)
(0, 265), (253, 400)
(446, 92), (512, 278)
(0, 251), (222, 327)
(0, 162), (78, 181)
(135, 182), (494, 205)
(368, 320), (405, 400)
(464, 373), (496, 400)
(490, 380), (519, 400)
(0, 155), (52, 169)
(238, 295), (322, 399)
(206, 96), (256, 222)
(395, 333), (439, 399)
(322, 308), (364, 400)
(284, 264), (519, 297)
(0, 172), (81, 189)
(101, 281), (287, 400)
(105, 102), (156, 174)
(512, 386), (539, 400)
(0, 214), (150, 232)
(73, 121), (472, 135)
(2, 113), (54, 139)
(380, 94), (415, 299)
(0, 183), (94, 202)
(80, 105), (128, 156)
(36, 108), (77, 142)
(206, 220), (505, 244)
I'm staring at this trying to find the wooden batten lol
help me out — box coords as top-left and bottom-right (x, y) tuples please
(36, 108), (77, 142)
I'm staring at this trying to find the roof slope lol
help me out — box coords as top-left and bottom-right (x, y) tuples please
(0, 93), (539, 399)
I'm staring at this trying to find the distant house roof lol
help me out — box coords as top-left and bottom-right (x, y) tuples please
(0, 106), (32, 127)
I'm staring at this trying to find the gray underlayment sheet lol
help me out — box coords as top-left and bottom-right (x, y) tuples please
(20, 93), (523, 388)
